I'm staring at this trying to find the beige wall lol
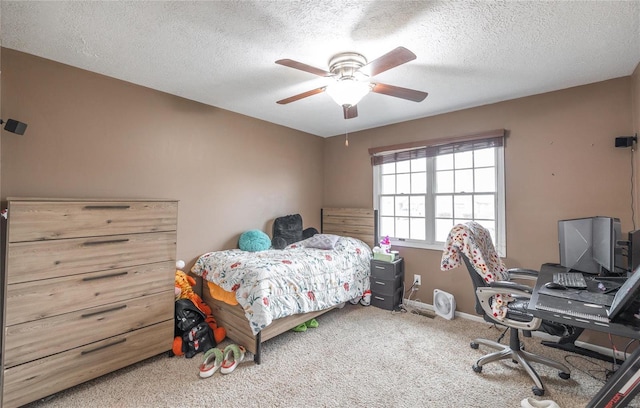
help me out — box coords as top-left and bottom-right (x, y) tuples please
(324, 76), (636, 320)
(0, 48), (324, 266)
(2, 47), (639, 348)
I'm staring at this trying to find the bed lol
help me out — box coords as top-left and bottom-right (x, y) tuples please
(190, 207), (377, 363)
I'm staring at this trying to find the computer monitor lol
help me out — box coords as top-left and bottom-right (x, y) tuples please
(558, 217), (600, 274)
(558, 216), (622, 275)
(608, 265), (640, 322)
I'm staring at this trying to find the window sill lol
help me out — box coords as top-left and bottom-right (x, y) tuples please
(388, 239), (506, 258)
(389, 240), (444, 251)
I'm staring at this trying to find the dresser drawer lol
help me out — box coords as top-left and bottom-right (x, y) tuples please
(4, 290), (174, 367)
(7, 231), (176, 284)
(370, 258), (404, 279)
(371, 286), (402, 311)
(7, 200), (178, 242)
(371, 273), (402, 296)
(2, 320), (173, 408)
(5, 260), (174, 325)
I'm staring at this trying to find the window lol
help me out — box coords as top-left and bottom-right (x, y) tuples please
(371, 132), (506, 256)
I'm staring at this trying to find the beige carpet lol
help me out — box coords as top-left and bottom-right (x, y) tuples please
(25, 304), (639, 408)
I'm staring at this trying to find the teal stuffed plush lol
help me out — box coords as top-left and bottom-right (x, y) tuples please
(238, 230), (271, 252)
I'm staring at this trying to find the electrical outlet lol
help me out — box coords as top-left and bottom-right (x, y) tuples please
(413, 274), (421, 286)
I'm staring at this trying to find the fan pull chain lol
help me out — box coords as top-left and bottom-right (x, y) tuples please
(344, 120), (349, 147)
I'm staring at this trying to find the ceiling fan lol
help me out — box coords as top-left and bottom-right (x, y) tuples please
(276, 46), (428, 119)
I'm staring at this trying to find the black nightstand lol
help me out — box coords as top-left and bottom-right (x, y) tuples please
(370, 257), (404, 310)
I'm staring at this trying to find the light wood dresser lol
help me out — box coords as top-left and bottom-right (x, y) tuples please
(0, 198), (178, 407)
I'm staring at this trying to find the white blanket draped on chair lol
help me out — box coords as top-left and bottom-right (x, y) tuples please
(440, 221), (513, 319)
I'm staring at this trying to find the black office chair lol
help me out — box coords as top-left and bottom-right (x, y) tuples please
(441, 222), (572, 396)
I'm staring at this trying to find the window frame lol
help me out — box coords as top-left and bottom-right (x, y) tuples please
(372, 144), (506, 257)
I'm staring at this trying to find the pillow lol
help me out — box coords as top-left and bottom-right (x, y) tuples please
(272, 214), (304, 246)
(303, 227), (319, 239)
(238, 230), (271, 252)
(303, 234), (341, 250)
(271, 236), (288, 250)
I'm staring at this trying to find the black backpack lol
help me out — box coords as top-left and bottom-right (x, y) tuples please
(174, 299), (216, 358)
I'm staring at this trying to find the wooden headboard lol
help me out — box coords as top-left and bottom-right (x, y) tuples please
(321, 207), (378, 248)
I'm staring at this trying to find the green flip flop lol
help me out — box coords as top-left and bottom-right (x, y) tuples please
(292, 323), (307, 332)
(305, 318), (319, 328)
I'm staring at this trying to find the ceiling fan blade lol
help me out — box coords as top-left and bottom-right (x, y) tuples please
(275, 59), (332, 77)
(343, 105), (358, 119)
(371, 83), (428, 102)
(276, 87), (326, 104)
(358, 47), (416, 77)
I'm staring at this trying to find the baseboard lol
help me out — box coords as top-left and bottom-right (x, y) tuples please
(403, 299), (628, 362)
(404, 299), (484, 322)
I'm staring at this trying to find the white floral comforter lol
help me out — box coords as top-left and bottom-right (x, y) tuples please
(191, 236), (372, 335)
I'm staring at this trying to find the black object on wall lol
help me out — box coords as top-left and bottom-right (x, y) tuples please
(0, 118), (27, 135)
(615, 134), (637, 148)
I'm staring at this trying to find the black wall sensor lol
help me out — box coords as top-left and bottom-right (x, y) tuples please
(0, 118), (27, 135)
(615, 134), (637, 148)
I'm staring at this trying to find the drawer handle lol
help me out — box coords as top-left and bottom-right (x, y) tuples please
(82, 271), (129, 281)
(81, 338), (127, 355)
(374, 296), (385, 301)
(83, 238), (130, 246)
(374, 281), (386, 285)
(81, 304), (127, 318)
(374, 266), (386, 269)
(84, 205), (131, 210)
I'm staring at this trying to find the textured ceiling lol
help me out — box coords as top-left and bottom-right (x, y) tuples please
(1, 1), (639, 137)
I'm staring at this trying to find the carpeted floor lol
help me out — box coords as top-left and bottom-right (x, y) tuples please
(25, 304), (639, 408)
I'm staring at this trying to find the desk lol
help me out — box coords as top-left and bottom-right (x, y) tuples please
(529, 263), (640, 408)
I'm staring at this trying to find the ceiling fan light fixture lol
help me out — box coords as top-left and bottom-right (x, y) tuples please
(325, 78), (371, 107)
(276, 47), (426, 119)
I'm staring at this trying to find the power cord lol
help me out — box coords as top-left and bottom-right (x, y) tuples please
(495, 326), (509, 343)
(559, 337), (639, 383)
(392, 282), (411, 314)
(563, 354), (610, 383)
(623, 338), (639, 359)
(393, 283), (409, 314)
(396, 281), (429, 316)
(608, 333), (620, 372)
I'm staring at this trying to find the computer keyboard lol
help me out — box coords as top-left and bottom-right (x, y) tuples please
(553, 272), (588, 288)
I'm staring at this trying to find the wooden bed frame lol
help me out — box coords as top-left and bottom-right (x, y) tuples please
(201, 207), (377, 364)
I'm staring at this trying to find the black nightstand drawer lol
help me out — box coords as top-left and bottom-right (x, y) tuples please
(371, 286), (402, 311)
(371, 274), (402, 296)
(370, 258), (404, 279)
